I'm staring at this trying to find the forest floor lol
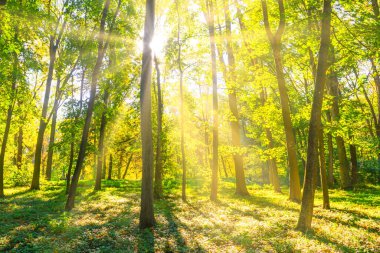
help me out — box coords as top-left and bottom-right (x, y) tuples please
(0, 179), (379, 253)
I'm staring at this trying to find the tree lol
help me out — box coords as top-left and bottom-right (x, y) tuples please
(319, 127), (330, 209)
(0, 40), (18, 198)
(45, 77), (60, 180)
(175, 0), (187, 202)
(65, 0), (120, 211)
(154, 56), (163, 199)
(31, 2), (67, 189)
(260, 88), (281, 193)
(327, 57), (352, 189)
(206, 0), (218, 201)
(139, 0), (155, 229)
(94, 83), (109, 190)
(45, 51), (81, 181)
(221, 0), (249, 196)
(297, 0), (332, 232)
(261, 0), (301, 202)
(107, 153), (113, 180)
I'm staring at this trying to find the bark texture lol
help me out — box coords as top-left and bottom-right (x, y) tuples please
(297, 0), (332, 232)
(139, 0), (155, 228)
(206, 0), (219, 201)
(154, 56), (163, 199)
(261, 0), (301, 202)
(65, 0), (116, 210)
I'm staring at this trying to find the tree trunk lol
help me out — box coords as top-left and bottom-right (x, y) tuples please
(261, 0), (301, 202)
(31, 19), (66, 190)
(139, 0), (155, 229)
(66, 141), (74, 194)
(118, 153), (123, 179)
(175, 0), (187, 202)
(350, 143), (358, 186)
(122, 153), (133, 179)
(319, 127), (330, 209)
(102, 152), (107, 179)
(0, 53), (18, 197)
(221, 156), (228, 177)
(31, 46), (56, 189)
(327, 71), (352, 189)
(65, 0), (114, 211)
(16, 127), (23, 170)
(223, 0), (249, 196)
(297, 0), (332, 232)
(266, 130), (282, 193)
(261, 88), (281, 192)
(206, 0), (218, 201)
(46, 77), (61, 180)
(107, 154), (112, 180)
(95, 90), (109, 190)
(326, 111), (334, 187)
(154, 56), (163, 199)
(261, 161), (270, 185)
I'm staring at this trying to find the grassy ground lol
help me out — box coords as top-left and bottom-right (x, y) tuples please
(0, 179), (379, 252)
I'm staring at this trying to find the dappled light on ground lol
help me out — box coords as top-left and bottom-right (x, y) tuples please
(1, 180), (379, 252)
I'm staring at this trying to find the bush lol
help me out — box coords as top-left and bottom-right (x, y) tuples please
(359, 159), (380, 184)
(9, 166), (32, 187)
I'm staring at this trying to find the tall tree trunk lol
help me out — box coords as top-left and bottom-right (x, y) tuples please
(118, 153), (123, 179)
(66, 71), (84, 193)
(261, 0), (301, 202)
(206, 0), (219, 201)
(221, 156), (228, 177)
(175, 0), (186, 202)
(16, 127), (23, 170)
(31, 20), (66, 190)
(66, 141), (74, 194)
(65, 0), (115, 210)
(327, 68), (352, 189)
(154, 56), (163, 199)
(95, 90), (109, 190)
(369, 0), (380, 180)
(326, 111), (334, 187)
(107, 154), (112, 180)
(0, 52), (18, 198)
(266, 129), (282, 193)
(261, 161), (270, 185)
(122, 153), (133, 179)
(102, 152), (107, 179)
(261, 88), (281, 192)
(349, 143), (358, 186)
(319, 127), (330, 209)
(46, 77), (61, 180)
(223, 0), (249, 196)
(139, 0), (155, 229)
(297, 0), (332, 232)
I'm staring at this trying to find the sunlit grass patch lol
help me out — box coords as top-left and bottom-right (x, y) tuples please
(1, 179), (379, 252)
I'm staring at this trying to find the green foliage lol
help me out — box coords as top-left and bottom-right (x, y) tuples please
(8, 167), (31, 187)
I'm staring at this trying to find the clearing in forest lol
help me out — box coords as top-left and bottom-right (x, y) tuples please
(1, 180), (379, 252)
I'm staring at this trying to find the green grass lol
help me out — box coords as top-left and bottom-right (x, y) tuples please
(0, 179), (379, 252)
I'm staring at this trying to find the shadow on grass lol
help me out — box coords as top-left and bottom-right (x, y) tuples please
(329, 207), (380, 222)
(0, 187), (67, 252)
(329, 186), (380, 207)
(157, 200), (206, 252)
(314, 212), (380, 234)
(1, 180), (207, 252)
(305, 230), (357, 253)
(227, 189), (299, 214)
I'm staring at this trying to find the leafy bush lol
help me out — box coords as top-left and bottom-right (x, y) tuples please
(9, 166), (32, 187)
(359, 159), (380, 184)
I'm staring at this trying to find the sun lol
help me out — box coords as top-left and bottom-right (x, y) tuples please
(150, 32), (167, 58)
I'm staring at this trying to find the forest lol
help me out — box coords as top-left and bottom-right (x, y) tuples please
(0, 0), (379, 252)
